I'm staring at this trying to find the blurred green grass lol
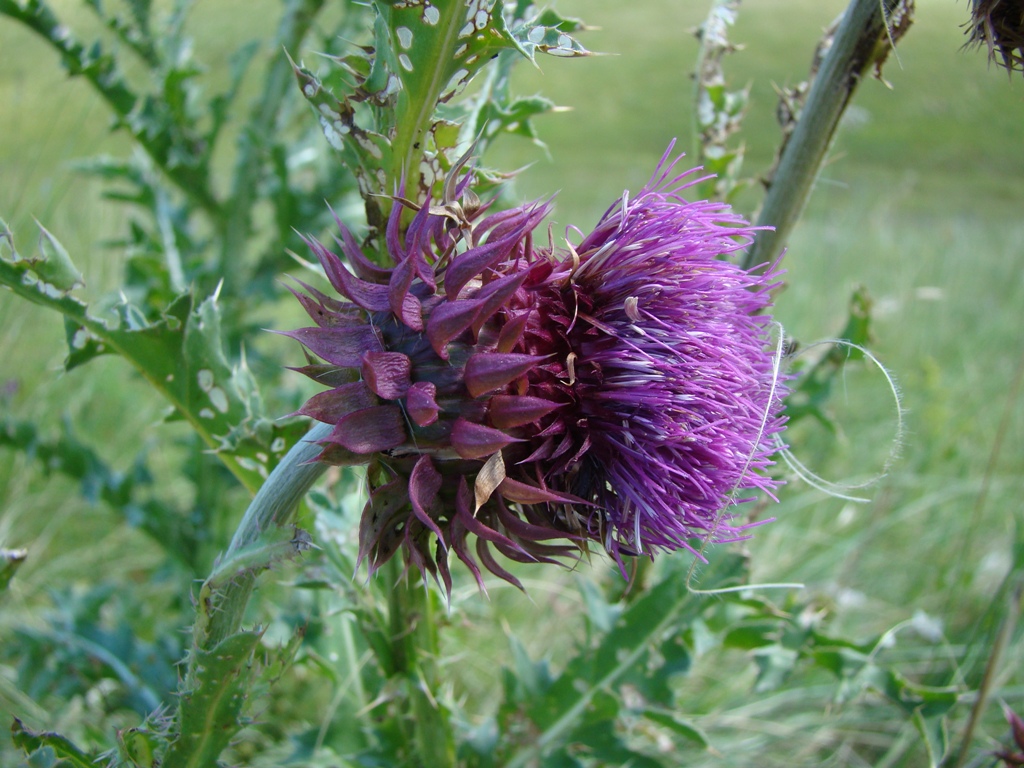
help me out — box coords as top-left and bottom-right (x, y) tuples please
(2, 0), (1023, 764)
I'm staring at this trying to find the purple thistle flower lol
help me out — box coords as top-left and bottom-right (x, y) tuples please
(285, 146), (786, 590)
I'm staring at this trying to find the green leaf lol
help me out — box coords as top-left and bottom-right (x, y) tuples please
(206, 526), (314, 590)
(0, 228), (295, 493)
(206, 39), (260, 150)
(722, 619), (781, 650)
(912, 708), (950, 768)
(578, 576), (622, 634)
(508, 8), (592, 62)
(0, 0), (219, 214)
(11, 718), (99, 767)
(567, 690), (664, 767)
(383, 0), (586, 194)
(505, 550), (747, 768)
(117, 726), (164, 768)
(752, 644), (799, 692)
(507, 633), (554, 701)
(0, 548), (27, 593)
(85, 0), (159, 67)
(642, 709), (709, 748)
(163, 631), (264, 768)
(466, 93), (560, 147)
(291, 54), (393, 203)
(0, 414), (200, 566)
(32, 222), (85, 291)
(190, 525), (315, 654)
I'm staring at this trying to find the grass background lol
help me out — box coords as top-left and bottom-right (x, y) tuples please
(2, 0), (1023, 765)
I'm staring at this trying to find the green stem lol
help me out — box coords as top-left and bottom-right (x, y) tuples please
(217, 0), (326, 294)
(191, 422), (330, 656)
(743, 0), (913, 270)
(953, 578), (1022, 768)
(170, 423), (329, 766)
(384, 559), (455, 767)
(691, 0), (742, 168)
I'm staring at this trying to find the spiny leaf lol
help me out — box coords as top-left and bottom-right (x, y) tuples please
(163, 631), (264, 768)
(84, 0), (159, 67)
(507, 8), (591, 62)
(191, 526), (315, 656)
(117, 725), (164, 768)
(0, 228), (295, 493)
(291, 55), (393, 201)
(11, 718), (99, 767)
(506, 551), (747, 765)
(0, 0), (219, 213)
(206, 526), (315, 591)
(0, 414), (200, 566)
(32, 221), (86, 291)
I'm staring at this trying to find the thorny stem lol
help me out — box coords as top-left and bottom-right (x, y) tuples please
(744, 0), (913, 270)
(190, 422), (330, 657)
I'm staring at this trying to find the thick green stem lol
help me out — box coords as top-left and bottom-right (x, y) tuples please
(170, 422), (330, 764)
(385, 560), (455, 767)
(190, 422), (331, 657)
(744, 0), (913, 270)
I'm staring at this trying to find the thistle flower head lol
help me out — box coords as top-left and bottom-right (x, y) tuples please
(965, 0), (1024, 75)
(286, 147), (786, 590)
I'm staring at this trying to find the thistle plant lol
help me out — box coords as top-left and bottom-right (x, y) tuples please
(289, 146), (786, 588)
(5, 0), (1020, 766)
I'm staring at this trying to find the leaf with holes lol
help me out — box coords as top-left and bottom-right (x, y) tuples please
(0, 228), (291, 493)
(508, 7), (591, 62)
(291, 55), (393, 200)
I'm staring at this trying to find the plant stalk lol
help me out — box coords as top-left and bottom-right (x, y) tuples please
(744, 0), (913, 270)
(190, 421), (331, 656)
(384, 559), (456, 766)
(217, 0), (326, 294)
